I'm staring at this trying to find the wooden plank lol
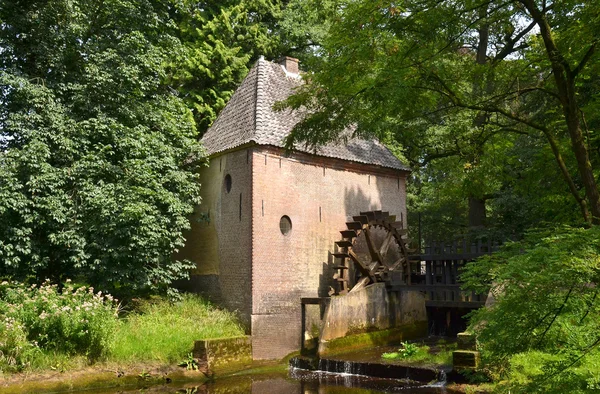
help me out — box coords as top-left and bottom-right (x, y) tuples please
(340, 230), (358, 239)
(360, 211), (376, 221)
(353, 215), (368, 224)
(346, 221), (363, 230)
(349, 276), (371, 293)
(425, 300), (485, 308)
(390, 221), (405, 229)
(335, 240), (353, 248)
(332, 252), (349, 259)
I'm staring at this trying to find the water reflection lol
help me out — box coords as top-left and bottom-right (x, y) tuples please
(79, 368), (458, 394)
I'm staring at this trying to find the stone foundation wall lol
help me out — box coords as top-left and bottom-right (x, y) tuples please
(193, 336), (252, 373)
(318, 283), (427, 355)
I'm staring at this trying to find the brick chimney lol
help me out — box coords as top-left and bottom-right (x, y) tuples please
(279, 56), (299, 75)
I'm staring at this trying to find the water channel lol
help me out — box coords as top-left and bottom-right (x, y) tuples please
(77, 368), (460, 394)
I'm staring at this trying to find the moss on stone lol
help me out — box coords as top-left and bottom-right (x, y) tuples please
(318, 321), (428, 357)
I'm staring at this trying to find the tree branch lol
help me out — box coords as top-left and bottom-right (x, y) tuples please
(535, 285), (575, 347)
(571, 40), (598, 78)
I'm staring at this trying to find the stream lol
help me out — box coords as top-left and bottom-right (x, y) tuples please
(76, 368), (459, 394)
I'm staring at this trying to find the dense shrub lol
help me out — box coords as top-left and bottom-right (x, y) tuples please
(462, 226), (600, 393)
(0, 280), (119, 371)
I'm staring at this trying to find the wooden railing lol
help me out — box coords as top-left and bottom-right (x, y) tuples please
(387, 238), (499, 308)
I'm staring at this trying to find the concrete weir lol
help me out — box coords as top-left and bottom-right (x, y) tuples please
(308, 283), (428, 356)
(290, 355), (446, 384)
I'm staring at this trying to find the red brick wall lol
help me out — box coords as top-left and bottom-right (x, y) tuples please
(250, 146), (407, 359)
(177, 148), (254, 328)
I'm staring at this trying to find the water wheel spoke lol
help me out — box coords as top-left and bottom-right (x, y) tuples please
(389, 257), (404, 271)
(349, 276), (370, 293)
(347, 250), (376, 283)
(363, 227), (383, 264)
(379, 232), (394, 258)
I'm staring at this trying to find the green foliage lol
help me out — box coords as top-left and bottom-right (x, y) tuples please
(381, 341), (455, 366)
(0, 280), (119, 372)
(0, 0), (206, 293)
(179, 352), (200, 371)
(170, 0), (284, 135)
(462, 226), (600, 392)
(281, 0), (600, 234)
(277, 0), (339, 68)
(111, 294), (244, 363)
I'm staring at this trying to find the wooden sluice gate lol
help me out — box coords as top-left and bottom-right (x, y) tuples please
(394, 238), (499, 335)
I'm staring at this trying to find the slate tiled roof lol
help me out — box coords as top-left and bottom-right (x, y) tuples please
(201, 58), (410, 172)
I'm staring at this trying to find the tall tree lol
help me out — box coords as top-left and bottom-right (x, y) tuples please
(168, 0), (284, 135)
(0, 0), (204, 294)
(282, 0), (600, 228)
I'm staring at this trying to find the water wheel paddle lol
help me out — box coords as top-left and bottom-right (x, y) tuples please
(331, 210), (413, 295)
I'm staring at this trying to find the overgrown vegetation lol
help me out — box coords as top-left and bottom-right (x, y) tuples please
(0, 283), (243, 374)
(381, 341), (455, 366)
(111, 294), (244, 364)
(0, 280), (119, 372)
(462, 226), (600, 393)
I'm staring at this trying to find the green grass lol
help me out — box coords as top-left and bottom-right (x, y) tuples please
(381, 341), (457, 366)
(109, 294), (245, 364)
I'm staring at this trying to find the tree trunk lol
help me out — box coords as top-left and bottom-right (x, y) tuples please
(521, 0), (600, 224)
(466, 6), (491, 229)
(564, 93), (600, 223)
(469, 196), (487, 228)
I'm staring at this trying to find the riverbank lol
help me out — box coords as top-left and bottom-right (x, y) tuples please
(0, 359), (289, 394)
(0, 284), (245, 373)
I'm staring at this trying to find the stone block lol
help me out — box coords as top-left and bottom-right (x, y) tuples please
(194, 336), (252, 374)
(457, 332), (477, 350)
(453, 350), (480, 369)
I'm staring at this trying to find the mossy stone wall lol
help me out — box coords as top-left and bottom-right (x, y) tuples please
(194, 336), (252, 373)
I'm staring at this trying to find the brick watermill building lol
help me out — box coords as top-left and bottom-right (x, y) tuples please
(176, 57), (420, 360)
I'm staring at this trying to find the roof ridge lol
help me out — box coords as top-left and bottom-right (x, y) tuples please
(255, 58), (270, 141)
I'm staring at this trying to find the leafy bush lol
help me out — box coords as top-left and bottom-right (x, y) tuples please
(0, 280), (119, 371)
(0, 318), (39, 372)
(381, 341), (455, 365)
(0, 0), (205, 295)
(462, 226), (600, 393)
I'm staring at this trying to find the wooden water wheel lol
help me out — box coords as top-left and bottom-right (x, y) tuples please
(331, 210), (413, 295)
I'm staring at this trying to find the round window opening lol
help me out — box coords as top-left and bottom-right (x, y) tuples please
(224, 174), (232, 193)
(279, 215), (292, 236)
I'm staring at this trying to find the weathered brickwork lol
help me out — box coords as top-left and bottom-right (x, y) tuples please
(251, 146), (407, 359)
(176, 148), (253, 328)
